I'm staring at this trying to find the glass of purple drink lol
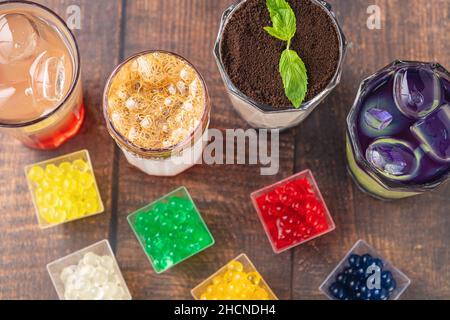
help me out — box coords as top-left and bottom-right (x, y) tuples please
(346, 60), (450, 200)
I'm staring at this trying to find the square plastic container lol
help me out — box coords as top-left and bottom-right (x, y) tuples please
(47, 240), (132, 300)
(191, 253), (278, 300)
(127, 186), (215, 274)
(319, 240), (411, 300)
(25, 149), (104, 229)
(251, 170), (335, 254)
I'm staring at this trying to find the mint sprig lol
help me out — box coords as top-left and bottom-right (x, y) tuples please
(264, 0), (308, 108)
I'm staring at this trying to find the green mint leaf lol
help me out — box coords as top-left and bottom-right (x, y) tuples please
(263, 26), (289, 42)
(279, 49), (308, 108)
(264, 0), (296, 42)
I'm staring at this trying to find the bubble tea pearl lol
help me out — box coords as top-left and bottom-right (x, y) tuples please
(60, 252), (128, 300)
(255, 177), (331, 252)
(199, 261), (270, 300)
(27, 159), (100, 225)
(131, 195), (214, 273)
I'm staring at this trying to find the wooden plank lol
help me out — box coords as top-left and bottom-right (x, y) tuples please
(116, 0), (295, 300)
(293, 0), (450, 299)
(0, 0), (122, 299)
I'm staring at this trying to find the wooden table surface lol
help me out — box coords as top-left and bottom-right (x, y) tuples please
(0, 0), (449, 300)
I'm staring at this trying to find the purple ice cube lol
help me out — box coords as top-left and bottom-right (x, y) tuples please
(364, 107), (393, 130)
(366, 139), (418, 178)
(411, 104), (450, 163)
(394, 66), (441, 119)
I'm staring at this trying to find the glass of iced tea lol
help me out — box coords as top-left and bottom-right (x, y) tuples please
(0, 1), (84, 150)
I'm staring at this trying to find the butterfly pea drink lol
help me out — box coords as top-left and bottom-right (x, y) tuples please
(347, 61), (450, 199)
(0, 2), (84, 149)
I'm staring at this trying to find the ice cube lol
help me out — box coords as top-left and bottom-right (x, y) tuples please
(364, 107), (393, 131)
(366, 139), (419, 179)
(411, 104), (450, 163)
(29, 50), (66, 102)
(0, 13), (39, 64)
(394, 66), (441, 119)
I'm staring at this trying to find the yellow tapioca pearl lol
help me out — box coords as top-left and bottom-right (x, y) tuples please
(67, 169), (80, 181)
(40, 207), (66, 224)
(78, 172), (94, 189)
(44, 192), (60, 208)
(28, 166), (44, 183)
(227, 261), (244, 272)
(40, 179), (52, 190)
(45, 164), (60, 178)
(85, 198), (99, 214)
(83, 186), (98, 200)
(247, 272), (261, 286)
(72, 159), (89, 173)
(77, 201), (88, 216)
(212, 276), (222, 286)
(232, 271), (245, 282)
(223, 270), (235, 282)
(35, 188), (45, 206)
(253, 288), (269, 300)
(59, 162), (72, 172)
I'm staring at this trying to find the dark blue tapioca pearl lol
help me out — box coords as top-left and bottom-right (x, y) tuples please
(329, 283), (347, 300)
(371, 289), (382, 300)
(347, 278), (361, 292)
(361, 289), (373, 300)
(381, 270), (394, 288)
(361, 254), (374, 267)
(343, 267), (356, 275)
(380, 288), (390, 300)
(385, 278), (397, 293)
(371, 258), (384, 269)
(336, 273), (348, 285)
(354, 291), (363, 300)
(348, 254), (362, 268)
(355, 267), (366, 279)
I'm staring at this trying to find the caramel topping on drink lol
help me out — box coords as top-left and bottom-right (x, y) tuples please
(107, 52), (206, 150)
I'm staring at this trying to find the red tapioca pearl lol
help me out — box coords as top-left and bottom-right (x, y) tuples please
(291, 201), (303, 212)
(267, 204), (284, 218)
(306, 215), (320, 227)
(285, 182), (300, 197)
(279, 193), (293, 207)
(264, 191), (279, 204)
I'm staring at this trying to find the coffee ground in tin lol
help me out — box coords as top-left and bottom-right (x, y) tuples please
(220, 0), (341, 109)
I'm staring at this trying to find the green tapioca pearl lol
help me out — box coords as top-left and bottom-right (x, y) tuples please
(128, 187), (214, 273)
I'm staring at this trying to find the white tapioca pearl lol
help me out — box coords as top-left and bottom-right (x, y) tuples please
(167, 84), (177, 95)
(117, 89), (128, 100)
(180, 68), (189, 81)
(177, 81), (186, 94)
(183, 101), (193, 112)
(140, 117), (151, 129)
(189, 79), (198, 96)
(128, 127), (138, 141)
(164, 98), (173, 106)
(125, 97), (138, 110)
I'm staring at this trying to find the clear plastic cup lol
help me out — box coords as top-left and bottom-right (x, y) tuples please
(213, 0), (347, 130)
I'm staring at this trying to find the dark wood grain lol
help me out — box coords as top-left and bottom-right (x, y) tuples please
(293, 0), (450, 300)
(0, 0), (449, 300)
(0, 0), (122, 299)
